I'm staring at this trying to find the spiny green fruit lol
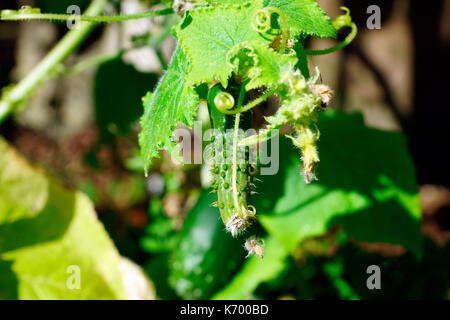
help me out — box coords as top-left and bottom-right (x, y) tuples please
(207, 84), (257, 236)
(210, 132), (258, 236)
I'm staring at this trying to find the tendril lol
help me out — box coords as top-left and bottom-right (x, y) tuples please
(251, 8), (271, 33)
(247, 205), (257, 217)
(305, 7), (357, 56)
(251, 7), (288, 53)
(214, 91), (235, 113)
(248, 164), (258, 175)
(332, 7), (352, 31)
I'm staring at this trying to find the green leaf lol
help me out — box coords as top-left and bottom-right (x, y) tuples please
(139, 46), (200, 172)
(228, 41), (297, 90)
(264, 0), (337, 38)
(94, 56), (158, 142)
(0, 137), (126, 299)
(293, 39), (310, 78)
(212, 236), (289, 299)
(256, 110), (423, 259)
(177, 0), (270, 86)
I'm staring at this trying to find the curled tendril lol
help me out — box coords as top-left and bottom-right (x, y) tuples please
(251, 8), (272, 33)
(248, 164), (258, 175)
(333, 6), (352, 31)
(214, 91), (235, 113)
(311, 123), (321, 140)
(247, 205), (257, 217)
(251, 7), (288, 52)
(305, 7), (357, 56)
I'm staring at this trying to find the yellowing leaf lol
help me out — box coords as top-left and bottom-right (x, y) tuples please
(0, 138), (128, 299)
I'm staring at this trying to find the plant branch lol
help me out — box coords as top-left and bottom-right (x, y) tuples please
(0, 0), (108, 124)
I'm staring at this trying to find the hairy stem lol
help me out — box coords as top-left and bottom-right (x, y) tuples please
(0, 0), (108, 124)
(1, 8), (174, 23)
(305, 22), (358, 56)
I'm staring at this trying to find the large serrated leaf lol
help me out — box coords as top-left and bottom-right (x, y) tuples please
(255, 110), (423, 259)
(177, 0), (271, 86)
(139, 46), (199, 172)
(264, 0), (337, 38)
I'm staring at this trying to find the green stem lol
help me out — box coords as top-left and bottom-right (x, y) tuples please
(220, 86), (278, 115)
(154, 48), (167, 71)
(304, 22), (358, 56)
(232, 112), (244, 218)
(0, 0), (108, 124)
(231, 82), (247, 218)
(1, 8), (174, 23)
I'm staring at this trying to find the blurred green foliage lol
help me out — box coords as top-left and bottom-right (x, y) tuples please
(257, 110), (423, 259)
(0, 105), (441, 299)
(1, 108), (441, 300)
(0, 138), (126, 299)
(94, 56), (158, 142)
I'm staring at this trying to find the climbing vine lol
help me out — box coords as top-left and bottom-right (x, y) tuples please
(0, 0), (357, 258)
(153, 0), (356, 255)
